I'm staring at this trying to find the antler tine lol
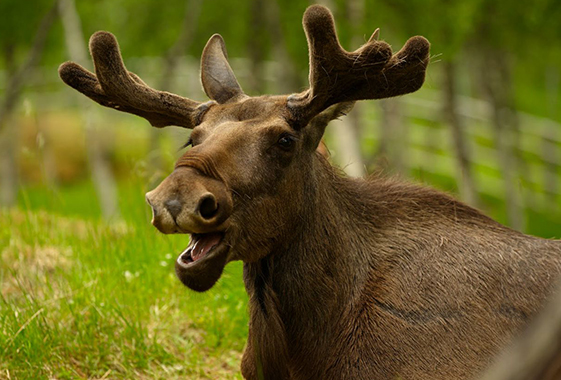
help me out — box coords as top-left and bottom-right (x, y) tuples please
(287, 5), (430, 126)
(59, 31), (203, 129)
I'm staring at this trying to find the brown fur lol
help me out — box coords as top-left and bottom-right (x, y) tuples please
(58, 5), (561, 380)
(238, 159), (561, 379)
(478, 279), (561, 380)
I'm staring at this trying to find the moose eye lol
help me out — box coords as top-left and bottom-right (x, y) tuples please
(277, 134), (296, 150)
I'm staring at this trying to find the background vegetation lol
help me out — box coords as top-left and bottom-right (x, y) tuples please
(1, 0), (560, 378)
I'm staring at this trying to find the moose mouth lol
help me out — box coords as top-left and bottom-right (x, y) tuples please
(174, 232), (230, 292)
(179, 232), (224, 264)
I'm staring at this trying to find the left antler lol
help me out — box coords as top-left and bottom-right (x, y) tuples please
(59, 31), (205, 128)
(287, 5), (430, 126)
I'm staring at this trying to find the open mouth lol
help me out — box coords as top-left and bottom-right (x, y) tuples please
(174, 230), (232, 292)
(177, 232), (225, 267)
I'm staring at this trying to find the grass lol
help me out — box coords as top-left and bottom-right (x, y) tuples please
(0, 180), (248, 379)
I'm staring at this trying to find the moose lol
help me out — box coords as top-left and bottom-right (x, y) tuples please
(59, 5), (561, 380)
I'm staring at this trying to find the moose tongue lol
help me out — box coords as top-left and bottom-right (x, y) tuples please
(191, 233), (223, 262)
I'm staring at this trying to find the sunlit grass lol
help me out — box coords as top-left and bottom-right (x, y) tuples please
(1, 181), (248, 379)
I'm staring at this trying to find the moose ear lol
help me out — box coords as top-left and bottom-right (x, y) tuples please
(304, 102), (355, 151)
(201, 34), (244, 104)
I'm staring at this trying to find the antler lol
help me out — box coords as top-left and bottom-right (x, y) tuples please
(59, 31), (205, 128)
(287, 5), (430, 126)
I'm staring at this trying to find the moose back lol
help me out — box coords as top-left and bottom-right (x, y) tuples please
(59, 5), (561, 380)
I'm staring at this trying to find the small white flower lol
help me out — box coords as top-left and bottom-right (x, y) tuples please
(124, 270), (133, 281)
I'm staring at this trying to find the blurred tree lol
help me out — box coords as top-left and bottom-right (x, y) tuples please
(339, 0), (367, 178)
(376, 98), (405, 174)
(246, 0), (268, 94)
(543, 65), (560, 205)
(0, 1), (58, 207)
(58, 0), (121, 220)
(472, 0), (530, 230)
(263, 0), (301, 94)
(530, 0), (561, 207)
(377, 0), (482, 204)
(148, 0), (203, 186)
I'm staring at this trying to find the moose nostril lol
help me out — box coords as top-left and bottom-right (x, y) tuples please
(165, 199), (183, 219)
(198, 194), (218, 220)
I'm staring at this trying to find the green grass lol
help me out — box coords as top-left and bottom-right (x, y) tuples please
(0, 180), (248, 379)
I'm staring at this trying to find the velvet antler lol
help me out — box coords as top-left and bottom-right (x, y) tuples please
(59, 31), (205, 128)
(288, 5), (430, 126)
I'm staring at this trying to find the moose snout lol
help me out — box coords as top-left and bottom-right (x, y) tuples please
(164, 199), (183, 219)
(162, 193), (218, 220)
(145, 168), (232, 234)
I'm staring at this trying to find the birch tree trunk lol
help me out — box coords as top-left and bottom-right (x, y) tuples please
(543, 66), (560, 205)
(0, 4), (58, 207)
(0, 44), (18, 207)
(0, 112), (18, 207)
(263, 0), (301, 94)
(58, 0), (120, 220)
(377, 98), (405, 174)
(148, 0), (203, 186)
(247, 0), (267, 95)
(36, 113), (59, 192)
(480, 50), (525, 231)
(442, 60), (478, 206)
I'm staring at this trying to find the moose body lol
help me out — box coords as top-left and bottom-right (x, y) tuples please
(240, 166), (561, 379)
(59, 5), (561, 380)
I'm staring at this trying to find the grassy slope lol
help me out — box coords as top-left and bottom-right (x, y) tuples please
(0, 181), (248, 379)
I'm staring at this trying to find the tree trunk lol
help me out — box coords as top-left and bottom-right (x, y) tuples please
(480, 50), (525, 231)
(34, 104), (59, 191)
(329, 111), (366, 177)
(262, 0), (301, 94)
(247, 0), (267, 95)
(0, 113), (18, 207)
(543, 66), (560, 205)
(58, 0), (120, 220)
(148, 0), (203, 186)
(0, 4), (58, 134)
(0, 3), (58, 207)
(0, 44), (17, 207)
(442, 60), (478, 206)
(376, 98), (405, 174)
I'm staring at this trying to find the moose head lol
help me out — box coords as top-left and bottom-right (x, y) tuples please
(59, 5), (430, 292)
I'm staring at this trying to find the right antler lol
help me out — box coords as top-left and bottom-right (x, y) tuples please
(59, 31), (206, 129)
(288, 5), (430, 127)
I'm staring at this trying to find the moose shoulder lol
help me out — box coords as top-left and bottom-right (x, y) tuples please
(59, 5), (561, 380)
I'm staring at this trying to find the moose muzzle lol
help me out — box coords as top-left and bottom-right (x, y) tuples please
(145, 167), (233, 235)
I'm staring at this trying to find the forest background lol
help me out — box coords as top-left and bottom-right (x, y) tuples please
(1, 0), (560, 378)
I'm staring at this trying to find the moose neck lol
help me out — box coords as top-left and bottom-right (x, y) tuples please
(243, 156), (379, 371)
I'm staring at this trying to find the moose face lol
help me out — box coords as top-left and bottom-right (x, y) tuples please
(146, 96), (318, 291)
(58, 5), (429, 292)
